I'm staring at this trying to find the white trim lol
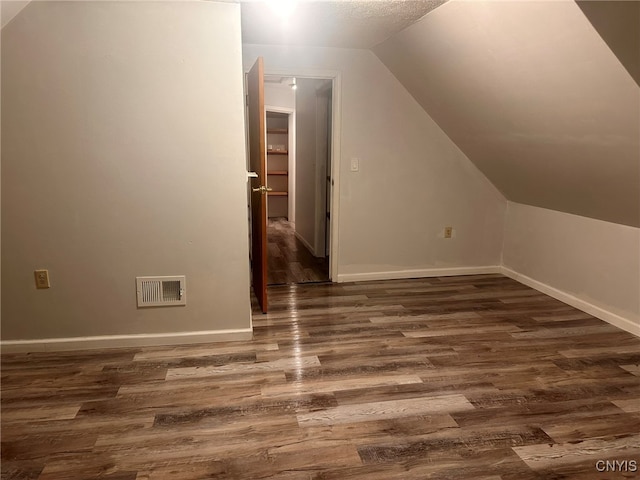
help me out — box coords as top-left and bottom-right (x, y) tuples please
(501, 267), (640, 337)
(336, 266), (502, 283)
(336, 264), (639, 337)
(289, 110), (296, 224)
(314, 84), (330, 260)
(0, 328), (253, 353)
(329, 73), (342, 281)
(295, 230), (317, 257)
(4, 268), (637, 353)
(264, 105), (293, 114)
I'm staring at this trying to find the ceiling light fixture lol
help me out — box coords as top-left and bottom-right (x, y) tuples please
(266, 0), (297, 25)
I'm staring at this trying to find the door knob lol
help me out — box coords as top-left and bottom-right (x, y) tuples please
(252, 185), (272, 194)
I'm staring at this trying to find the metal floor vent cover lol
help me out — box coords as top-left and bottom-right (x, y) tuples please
(136, 276), (186, 307)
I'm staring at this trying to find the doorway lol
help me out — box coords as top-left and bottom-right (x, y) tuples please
(264, 77), (332, 286)
(246, 58), (340, 312)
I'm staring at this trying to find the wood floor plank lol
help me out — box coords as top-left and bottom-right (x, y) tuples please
(132, 342), (279, 361)
(118, 371), (287, 397)
(3, 274), (640, 479)
(512, 434), (640, 470)
(358, 424), (553, 463)
(165, 355), (321, 380)
(612, 398), (640, 413)
(542, 413), (640, 443)
(620, 364), (640, 376)
(368, 311), (482, 324)
(0, 412), (156, 440)
(261, 373), (423, 398)
(300, 414), (459, 445)
(403, 324), (522, 338)
(532, 312), (596, 322)
(560, 345), (640, 358)
(510, 324), (619, 339)
(1, 404), (81, 423)
(296, 394), (474, 426)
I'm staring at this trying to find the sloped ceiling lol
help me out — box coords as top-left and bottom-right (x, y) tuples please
(374, 0), (640, 227)
(576, 0), (640, 86)
(6, 1), (637, 226)
(241, 0), (446, 49)
(1, 0), (31, 29)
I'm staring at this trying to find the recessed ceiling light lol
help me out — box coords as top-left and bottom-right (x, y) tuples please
(266, 0), (297, 25)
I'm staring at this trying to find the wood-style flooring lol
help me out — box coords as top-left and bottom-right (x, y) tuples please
(2, 274), (640, 479)
(267, 217), (329, 285)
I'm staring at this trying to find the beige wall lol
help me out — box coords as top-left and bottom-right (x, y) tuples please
(294, 78), (327, 256)
(264, 83), (295, 111)
(374, 0), (639, 227)
(503, 202), (640, 333)
(2, 2), (251, 341)
(243, 45), (507, 280)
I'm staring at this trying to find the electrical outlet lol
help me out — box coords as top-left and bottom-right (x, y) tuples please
(444, 227), (453, 239)
(350, 157), (360, 172)
(34, 269), (50, 289)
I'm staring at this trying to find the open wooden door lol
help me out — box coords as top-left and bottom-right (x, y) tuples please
(247, 57), (268, 313)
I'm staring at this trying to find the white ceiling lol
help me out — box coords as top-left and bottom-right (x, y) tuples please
(241, 0), (446, 49)
(265, 75), (292, 84)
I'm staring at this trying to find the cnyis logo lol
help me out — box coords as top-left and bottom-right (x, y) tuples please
(595, 460), (638, 472)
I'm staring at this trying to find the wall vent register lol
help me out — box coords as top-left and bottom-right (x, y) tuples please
(136, 276), (186, 307)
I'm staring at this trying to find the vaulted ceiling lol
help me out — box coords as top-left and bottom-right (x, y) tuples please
(5, 0), (638, 226)
(1, 0), (30, 29)
(374, 0), (639, 227)
(242, 0), (639, 227)
(241, 0), (446, 48)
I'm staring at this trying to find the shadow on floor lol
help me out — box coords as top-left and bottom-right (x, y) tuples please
(267, 217), (329, 285)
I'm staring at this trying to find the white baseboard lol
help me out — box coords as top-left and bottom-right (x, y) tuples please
(4, 267), (636, 352)
(335, 264), (638, 337)
(294, 230), (317, 257)
(501, 267), (640, 337)
(0, 328), (253, 353)
(336, 266), (502, 283)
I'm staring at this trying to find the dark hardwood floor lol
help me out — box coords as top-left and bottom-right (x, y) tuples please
(2, 274), (640, 479)
(267, 217), (329, 285)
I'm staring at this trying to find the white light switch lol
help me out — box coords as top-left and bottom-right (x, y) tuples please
(350, 157), (360, 172)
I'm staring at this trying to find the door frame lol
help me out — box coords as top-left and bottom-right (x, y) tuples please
(260, 68), (342, 281)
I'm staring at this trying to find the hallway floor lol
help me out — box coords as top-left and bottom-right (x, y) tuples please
(267, 217), (329, 285)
